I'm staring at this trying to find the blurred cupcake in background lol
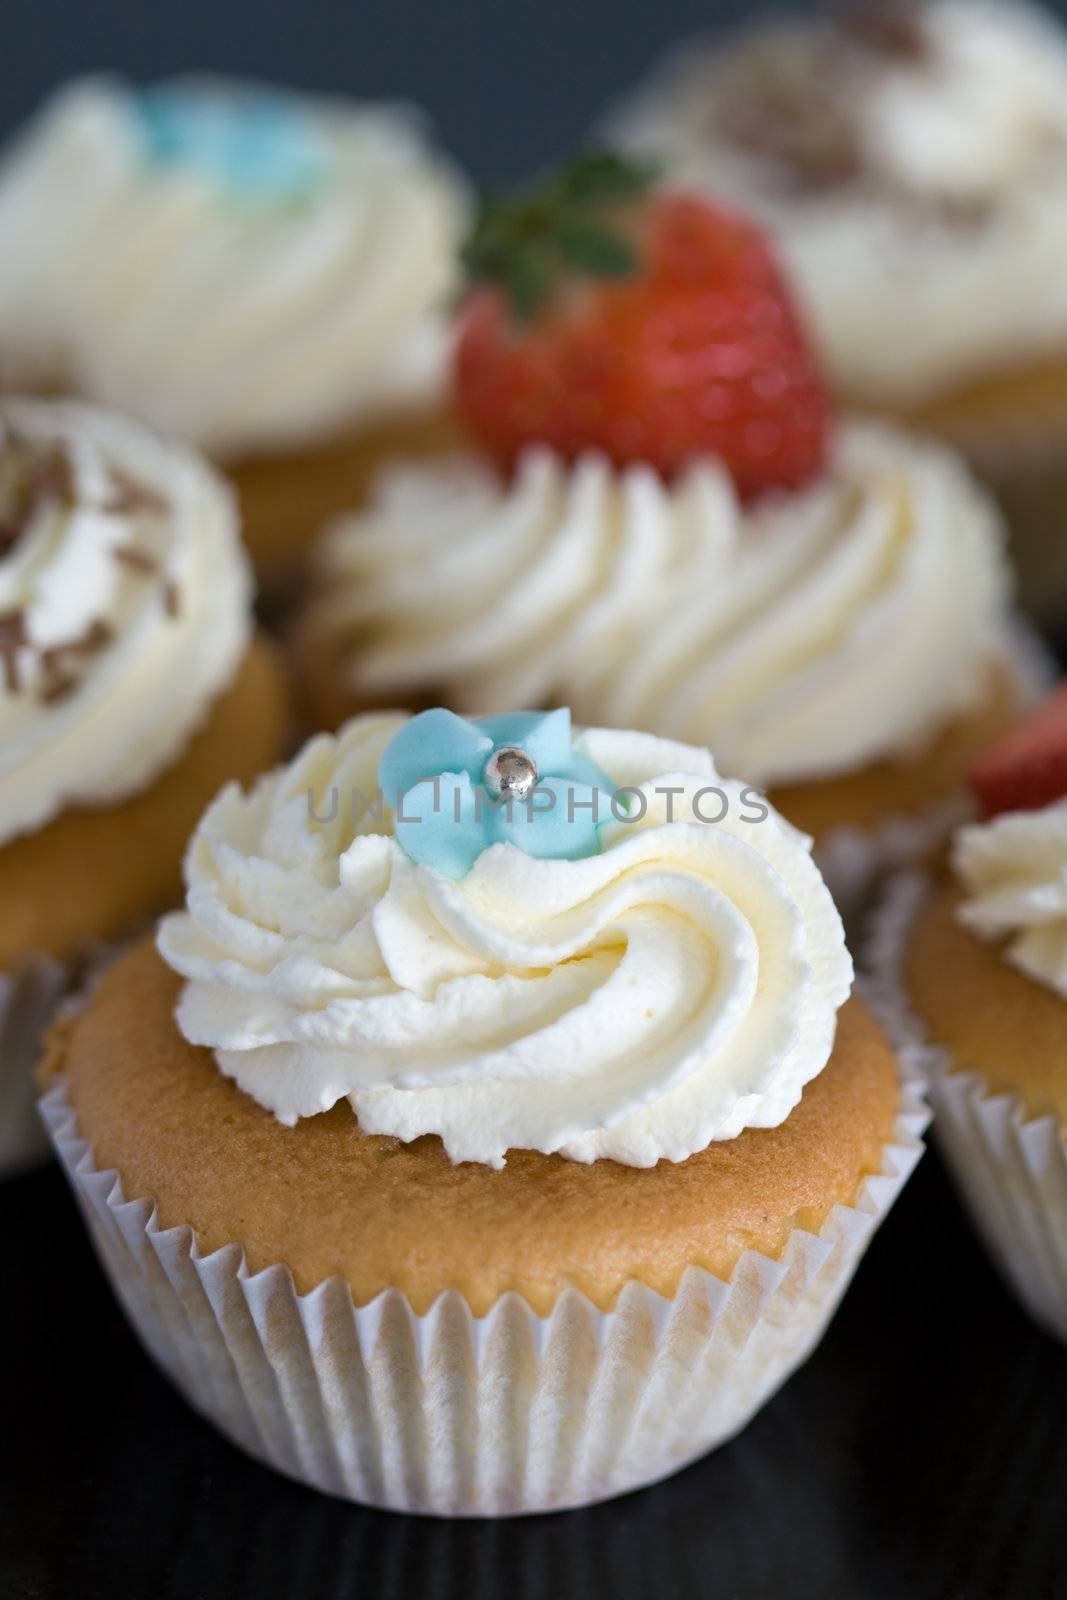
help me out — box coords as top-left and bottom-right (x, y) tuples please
(0, 77), (469, 586)
(0, 396), (289, 1176)
(40, 705), (926, 1513)
(869, 682), (1067, 1341)
(294, 154), (1031, 911)
(604, 0), (1067, 627)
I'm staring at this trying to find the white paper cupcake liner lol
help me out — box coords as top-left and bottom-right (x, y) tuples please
(41, 1069), (927, 1517)
(815, 793), (970, 929)
(0, 940), (129, 1180)
(814, 617), (1055, 924)
(0, 954), (71, 1178)
(866, 873), (1067, 1343)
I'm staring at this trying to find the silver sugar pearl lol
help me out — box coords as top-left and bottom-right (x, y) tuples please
(483, 745), (539, 800)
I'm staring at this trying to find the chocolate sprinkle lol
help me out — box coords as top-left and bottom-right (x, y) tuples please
(39, 619), (115, 675)
(0, 608), (27, 649)
(0, 602), (119, 703)
(111, 544), (160, 576)
(709, 3), (1005, 220)
(713, 42), (864, 195)
(834, 2), (930, 62)
(102, 468), (169, 516)
(23, 613), (116, 705)
(162, 579), (182, 620)
(39, 670), (80, 706)
(29, 450), (76, 507)
(0, 428), (173, 707)
(76, 618), (115, 653)
(0, 440), (76, 558)
(0, 609), (27, 696)
(0, 649), (20, 695)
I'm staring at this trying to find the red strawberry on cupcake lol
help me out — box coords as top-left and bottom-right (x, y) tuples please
(970, 682), (1067, 819)
(453, 151), (830, 496)
(300, 147), (1017, 935)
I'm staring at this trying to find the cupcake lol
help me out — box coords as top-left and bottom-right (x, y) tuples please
(0, 395), (289, 1176)
(295, 156), (1031, 912)
(40, 706), (926, 1514)
(868, 682), (1067, 1340)
(603, 0), (1067, 625)
(0, 77), (468, 586)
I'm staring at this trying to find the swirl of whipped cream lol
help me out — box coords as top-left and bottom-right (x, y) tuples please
(0, 78), (467, 455)
(157, 715), (852, 1167)
(0, 397), (251, 847)
(605, 0), (1067, 405)
(310, 422), (1009, 786)
(955, 800), (1067, 997)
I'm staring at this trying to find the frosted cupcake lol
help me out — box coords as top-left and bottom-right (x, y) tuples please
(40, 706), (925, 1514)
(295, 157), (1028, 910)
(604, 0), (1067, 623)
(870, 683), (1067, 1340)
(0, 77), (468, 585)
(0, 396), (289, 1176)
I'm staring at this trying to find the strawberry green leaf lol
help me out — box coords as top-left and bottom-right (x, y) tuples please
(507, 248), (551, 320)
(555, 150), (659, 205)
(460, 149), (655, 321)
(553, 223), (637, 276)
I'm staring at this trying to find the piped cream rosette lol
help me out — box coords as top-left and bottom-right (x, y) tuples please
(158, 713), (852, 1169)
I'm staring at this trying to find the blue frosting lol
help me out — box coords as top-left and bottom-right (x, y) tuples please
(134, 85), (327, 201)
(379, 709), (615, 878)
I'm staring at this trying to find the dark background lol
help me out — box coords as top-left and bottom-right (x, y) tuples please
(13, 0), (771, 185)
(5, 3), (1067, 1597)
(0, 0), (1052, 188)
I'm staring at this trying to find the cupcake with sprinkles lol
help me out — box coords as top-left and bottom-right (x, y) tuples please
(40, 705), (926, 1513)
(0, 77), (469, 585)
(295, 153), (1029, 911)
(0, 395), (289, 1175)
(604, 0), (1067, 624)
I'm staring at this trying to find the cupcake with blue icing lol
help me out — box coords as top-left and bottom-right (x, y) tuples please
(41, 703), (925, 1513)
(0, 77), (469, 584)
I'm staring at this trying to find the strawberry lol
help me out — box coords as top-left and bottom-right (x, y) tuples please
(452, 152), (830, 496)
(970, 682), (1067, 818)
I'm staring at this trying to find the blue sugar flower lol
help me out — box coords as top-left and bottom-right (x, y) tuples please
(379, 708), (615, 879)
(134, 84), (328, 202)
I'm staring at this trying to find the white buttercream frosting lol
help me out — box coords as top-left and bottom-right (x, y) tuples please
(310, 421), (1010, 786)
(157, 715), (853, 1168)
(955, 800), (1067, 996)
(605, 0), (1067, 405)
(0, 397), (251, 847)
(0, 78), (467, 455)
